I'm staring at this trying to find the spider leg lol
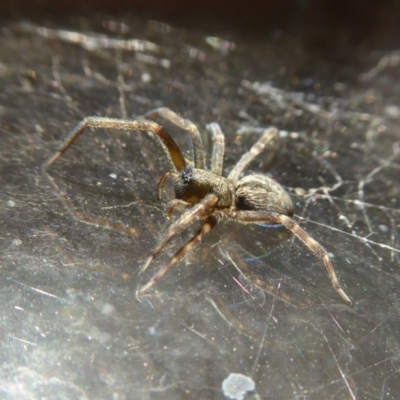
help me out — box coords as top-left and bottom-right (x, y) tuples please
(228, 127), (279, 183)
(143, 107), (206, 169)
(205, 122), (233, 209)
(138, 215), (218, 294)
(139, 193), (219, 274)
(206, 122), (225, 175)
(277, 215), (351, 304)
(165, 199), (192, 218)
(43, 117), (186, 173)
(228, 210), (352, 304)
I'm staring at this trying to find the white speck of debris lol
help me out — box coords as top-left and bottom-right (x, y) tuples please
(101, 303), (116, 316)
(384, 105), (400, 118)
(148, 326), (157, 336)
(379, 224), (389, 232)
(7, 200), (16, 207)
(141, 72), (151, 83)
(109, 173), (117, 179)
(222, 373), (255, 400)
(279, 130), (288, 138)
(289, 131), (300, 139)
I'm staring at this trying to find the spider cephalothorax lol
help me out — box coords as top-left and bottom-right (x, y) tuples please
(173, 167), (233, 207)
(44, 107), (351, 304)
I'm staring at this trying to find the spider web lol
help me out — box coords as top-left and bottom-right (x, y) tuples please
(0, 15), (399, 400)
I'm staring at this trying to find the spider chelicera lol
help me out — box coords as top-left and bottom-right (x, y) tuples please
(43, 107), (351, 304)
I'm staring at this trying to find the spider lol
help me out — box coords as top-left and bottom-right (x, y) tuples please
(43, 107), (351, 304)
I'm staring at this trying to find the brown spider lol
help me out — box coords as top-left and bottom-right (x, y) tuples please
(43, 107), (351, 304)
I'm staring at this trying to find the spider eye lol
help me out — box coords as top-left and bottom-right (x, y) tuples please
(182, 168), (194, 185)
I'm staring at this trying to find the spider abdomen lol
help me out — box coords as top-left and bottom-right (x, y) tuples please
(235, 174), (294, 216)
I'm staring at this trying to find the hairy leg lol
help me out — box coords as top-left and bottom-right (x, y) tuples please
(43, 117), (186, 173)
(138, 215), (218, 294)
(228, 127), (279, 183)
(139, 193), (218, 274)
(143, 107), (206, 169)
(165, 199), (192, 218)
(207, 122), (225, 175)
(229, 210), (352, 304)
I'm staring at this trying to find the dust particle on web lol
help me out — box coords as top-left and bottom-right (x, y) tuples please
(222, 373), (256, 400)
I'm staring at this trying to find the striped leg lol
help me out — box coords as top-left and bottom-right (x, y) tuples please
(229, 210), (352, 304)
(43, 117), (186, 173)
(138, 215), (218, 294)
(143, 107), (206, 169)
(277, 215), (351, 304)
(207, 122), (225, 175)
(139, 193), (218, 274)
(228, 127), (279, 183)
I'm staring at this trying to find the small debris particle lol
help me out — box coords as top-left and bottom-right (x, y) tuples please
(222, 373), (255, 400)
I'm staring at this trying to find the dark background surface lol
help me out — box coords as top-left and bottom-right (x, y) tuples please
(1, 1), (400, 399)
